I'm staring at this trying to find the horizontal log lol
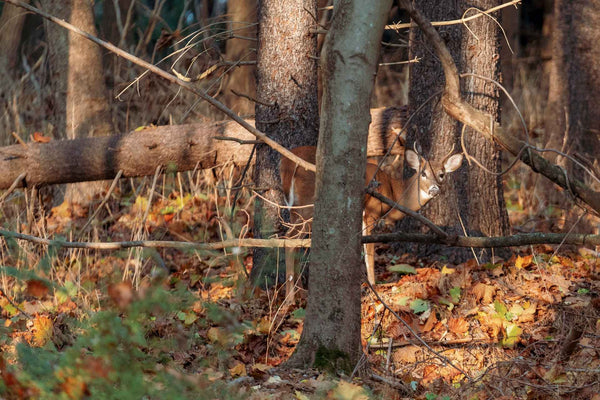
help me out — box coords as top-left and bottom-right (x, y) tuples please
(0, 107), (406, 189)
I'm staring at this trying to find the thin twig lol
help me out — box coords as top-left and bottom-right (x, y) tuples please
(213, 136), (261, 145)
(79, 170), (123, 234)
(385, 0), (521, 30)
(0, 173), (26, 204)
(366, 189), (448, 238)
(0, 287), (32, 319)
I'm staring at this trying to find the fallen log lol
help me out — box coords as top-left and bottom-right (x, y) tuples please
(0, 107), (406, 189)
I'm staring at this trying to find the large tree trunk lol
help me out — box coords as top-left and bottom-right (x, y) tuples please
(404, 0), (462, 256)
(287, 0), (392, 371)
(403, 0), (508, 263)
(250, 0), (319, 286)
(41, 0), (114, 206)
(541, 0), (600, 230)
(457, 0), (509, 239)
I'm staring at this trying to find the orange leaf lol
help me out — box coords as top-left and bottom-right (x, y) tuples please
(515, 255), (533, 269)
(448, 317), (469, 335)
(26, 279), (50, 298)
(32, 315), (53, 347)
(422, 310), (438, 332)
(32, 131), (51, 143)
(471, 282), (495, 304)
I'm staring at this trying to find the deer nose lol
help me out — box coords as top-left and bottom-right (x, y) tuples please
(428, 185), (440, 197)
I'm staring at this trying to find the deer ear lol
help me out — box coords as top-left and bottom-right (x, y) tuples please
(405, 150), (421, 171)
(444, 153), (463, 172)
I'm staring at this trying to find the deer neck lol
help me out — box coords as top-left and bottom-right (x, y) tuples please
(391, 173), (433, 212)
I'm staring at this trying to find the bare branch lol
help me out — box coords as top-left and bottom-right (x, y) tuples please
(386, 0), (521, 30)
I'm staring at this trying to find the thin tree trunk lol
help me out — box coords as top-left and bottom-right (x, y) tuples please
(287, 0), (392, 371)
(42, 0), (114, 206)
(0, 0), (29, 144)
(0, 0), (29, 75)
(219, 0), (257, 117)
(250, 0), (319, 286)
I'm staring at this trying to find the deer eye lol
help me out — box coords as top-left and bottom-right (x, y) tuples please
(421, 171), (427, 178)
(438, 172), (445, 180)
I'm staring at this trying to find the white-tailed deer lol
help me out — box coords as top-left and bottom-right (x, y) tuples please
(280, 146), (463, 294)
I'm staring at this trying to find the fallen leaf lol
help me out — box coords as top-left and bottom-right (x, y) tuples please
(422, 310), (438, 332)
(32, 315), (53, 347)
(448, 317), (468, 335)
(31, 132), (51, 143)
(472, 282), (495, 304)
(229, 362), (246, 377)
(26, 279), (50, 298)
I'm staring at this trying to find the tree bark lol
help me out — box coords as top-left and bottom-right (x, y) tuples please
(402, 0), (462, 256)
(287, 0), (392, 372)
(251, 0), (319, 286)
(41, 0), (114, 205)
(0, 108), (405, 189)
(458, 0), (509, 238)
(540, 0), (600, 228)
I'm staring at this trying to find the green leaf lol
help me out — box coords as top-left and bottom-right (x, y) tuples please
(291, 308), (305, 319)
(388, 264), (416, 274)
(501, 323), (522, 348)
(449, 286), (461, 303)
(494, 300), (507, 319)
(410, 299), (430, 314)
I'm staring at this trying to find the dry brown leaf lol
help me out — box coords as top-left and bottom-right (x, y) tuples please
(229, 361), (247, 377)
(421, 364), (440, 385)
(471, 282), (495, 304)
(448, 317), (469, 335)
(422, 310), (438, 332)
(392, 345), (420, 363)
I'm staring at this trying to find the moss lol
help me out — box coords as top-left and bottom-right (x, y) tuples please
(314, 346), (353, 374)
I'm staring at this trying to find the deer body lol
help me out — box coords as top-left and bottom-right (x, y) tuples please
(280, 146), (462, 291)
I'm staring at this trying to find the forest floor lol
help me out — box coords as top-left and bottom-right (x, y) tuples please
(0, 168), (599, 400)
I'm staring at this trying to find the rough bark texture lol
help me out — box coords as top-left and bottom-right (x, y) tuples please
(287, 0), (392, 372)
(0, 108), (405, 189)
(251, 0), (319, 285)
(42, 0), (114, 205)
(541, 0), (600, 222)
(403, 0), (508, 262)
(404, 0), (462, 253)
(458, 0), (509, 240)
